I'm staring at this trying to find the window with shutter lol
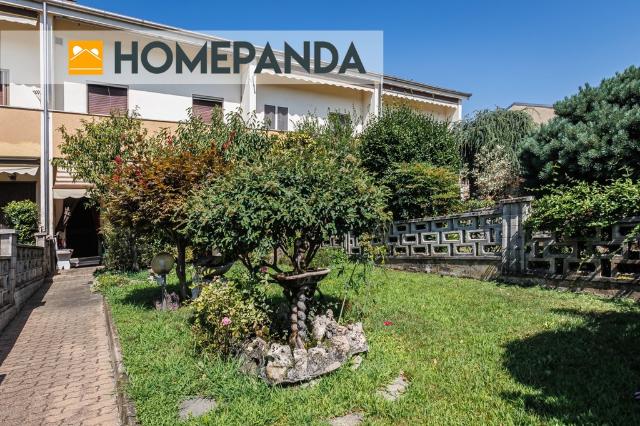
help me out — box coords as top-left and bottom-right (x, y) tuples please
(277, 106), (289, 131)
(264, 104), (276, 130)
(192, 97), (223, 124)
(0, 69), (8, 106)
(87, 84), (128, 115)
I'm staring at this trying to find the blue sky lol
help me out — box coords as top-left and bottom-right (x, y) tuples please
(82, 0), (640, 116)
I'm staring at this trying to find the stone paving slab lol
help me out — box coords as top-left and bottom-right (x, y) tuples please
(0, 268), (120, 426)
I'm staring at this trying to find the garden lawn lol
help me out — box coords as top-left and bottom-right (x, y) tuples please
(101, 267), (640, 425)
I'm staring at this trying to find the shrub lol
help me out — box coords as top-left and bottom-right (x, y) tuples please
(526, 178), (640, 237)
(454, 108), (534, 199)
(187, 118), (389, 274)
(2, 200), (39, 244)
(359, 105), (460, 177)
(190, 282), (270, 356)
(520, 66), (640, 188)
(383, 163), (460, 219)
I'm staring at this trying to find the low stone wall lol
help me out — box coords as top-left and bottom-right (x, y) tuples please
(0, 230), (54, 331)
(385, 256), (501, 280)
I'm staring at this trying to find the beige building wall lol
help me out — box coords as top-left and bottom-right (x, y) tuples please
(508, 103), (555, 125)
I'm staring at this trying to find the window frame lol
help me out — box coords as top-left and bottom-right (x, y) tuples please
(264, 104), (289, 131)
(192, 95), (224, 123)
(0, 69), (9, 106)
(86, 83), (129, 116)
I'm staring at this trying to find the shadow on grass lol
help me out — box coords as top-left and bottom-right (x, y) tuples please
(503, 309), (640, 424)
(121, 283), (182, 309)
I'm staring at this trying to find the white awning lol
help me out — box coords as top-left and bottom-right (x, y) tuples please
(0, 165), (39, 176)
(0, 11), (37, 26)
(383, 91), (458, 109)
(259, 71), (374, 93)
(53, 188), (88, 199)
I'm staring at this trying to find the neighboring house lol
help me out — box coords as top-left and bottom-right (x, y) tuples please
(508, 102), (555, 125)
(0, 0), (471, 264)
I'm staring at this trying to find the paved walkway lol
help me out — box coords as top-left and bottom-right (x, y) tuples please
(0, 268), (120, 425)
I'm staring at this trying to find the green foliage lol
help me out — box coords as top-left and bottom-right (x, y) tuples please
(2, 200), (39, 244)
(520, 66), (640, 188)
(187, 117), (390, 274)
(53, 111), (154, 200)
(91, 273), (131, 293)
(383, 163), (460, 219)
(101, 221), (173, 271)
(454, 108), (535, 199)
(359, 105), (460, 177)
(526, 179), (640, 237)
(190, 281), (270, 356)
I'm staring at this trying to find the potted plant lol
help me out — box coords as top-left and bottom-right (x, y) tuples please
(187, 118), (389, 348)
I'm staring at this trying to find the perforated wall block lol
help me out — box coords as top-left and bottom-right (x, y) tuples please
(410, 245), (429, 256)
(419, 232), (439, 245)
(392, 245), (409, 256)
(441, 230), (462, 243)
(453, 244), (475, 256)
(432, 220), (451, 231)
(479, 243), (502, 256)
(465, 229), (488, 242)
(411, 222), (430, 233)
(401, 233), (419, 245)
(454, 217), (476, 230)
(431, 244), (451, 256)
(393, 223), (410, 235)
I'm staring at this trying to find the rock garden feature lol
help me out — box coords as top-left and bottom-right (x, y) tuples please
(241, 310), (368, 385)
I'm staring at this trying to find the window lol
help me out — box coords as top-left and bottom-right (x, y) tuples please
(0, 69), (9, 106)
(87, 84), (128, 115)
(265, 104), (289, 131)
(192, 96), (223, 124)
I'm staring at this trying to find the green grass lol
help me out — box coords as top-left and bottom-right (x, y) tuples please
(101, 267), (640, 425)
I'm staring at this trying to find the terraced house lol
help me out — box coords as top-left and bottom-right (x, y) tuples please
(0, 0), (470, 265)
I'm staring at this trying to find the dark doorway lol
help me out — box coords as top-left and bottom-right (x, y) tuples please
(64, 198), (100, 258)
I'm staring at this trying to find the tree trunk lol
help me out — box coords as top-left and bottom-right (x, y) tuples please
(176, 238), (188, 301)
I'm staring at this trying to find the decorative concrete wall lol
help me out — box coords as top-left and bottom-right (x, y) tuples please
(526, 217), (640, 283)
(338, 198), (533, 280)
(0, 230), (55, 331)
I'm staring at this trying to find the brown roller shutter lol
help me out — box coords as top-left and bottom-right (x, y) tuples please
(192, 97), (223, 124)
(87, 84), (128, 115)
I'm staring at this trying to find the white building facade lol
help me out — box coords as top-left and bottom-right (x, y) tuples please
(0, 0), (470, 262)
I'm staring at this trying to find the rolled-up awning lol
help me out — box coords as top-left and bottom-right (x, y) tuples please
(53, 188), (88, 199)
(0, 164), (39, 176)
(0, 11), (37, 26)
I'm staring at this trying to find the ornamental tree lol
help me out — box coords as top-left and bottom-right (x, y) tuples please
(520, 66), (640, 189)
(186, 117), (390, 275)
(454, 108), (535, 199)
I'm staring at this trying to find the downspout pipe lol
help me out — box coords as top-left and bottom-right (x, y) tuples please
(41, 2), (51, 234)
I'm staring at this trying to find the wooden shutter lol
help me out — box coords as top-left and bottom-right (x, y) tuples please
(277, 106), (288, 131)
(87, 84), (128, 115)
(192, 97), (223, 124)
(264, 104), (276, 130)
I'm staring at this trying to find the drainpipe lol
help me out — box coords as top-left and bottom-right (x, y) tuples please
(40, 2), (51, 234)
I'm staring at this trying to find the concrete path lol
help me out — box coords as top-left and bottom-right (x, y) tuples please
(0, 268), (120, 425)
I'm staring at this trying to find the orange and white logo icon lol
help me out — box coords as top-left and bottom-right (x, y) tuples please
(68, 40), (103, 75)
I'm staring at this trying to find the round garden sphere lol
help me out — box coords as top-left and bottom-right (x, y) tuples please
(151, 252), (175, 275)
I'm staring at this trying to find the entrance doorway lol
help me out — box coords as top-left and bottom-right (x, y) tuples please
(57, 197), (100, 259)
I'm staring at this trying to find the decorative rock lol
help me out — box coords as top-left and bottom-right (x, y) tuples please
(300, 378), (321, 388)
(345, 323), (368, 355)
(377, 372), (410, 401)
(311, 309), (333, 341)
(241, 310), (368, 385)
(264, 343), (293, 383)
(328, 412), (364, 426)
(178, 397), (217, 420)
